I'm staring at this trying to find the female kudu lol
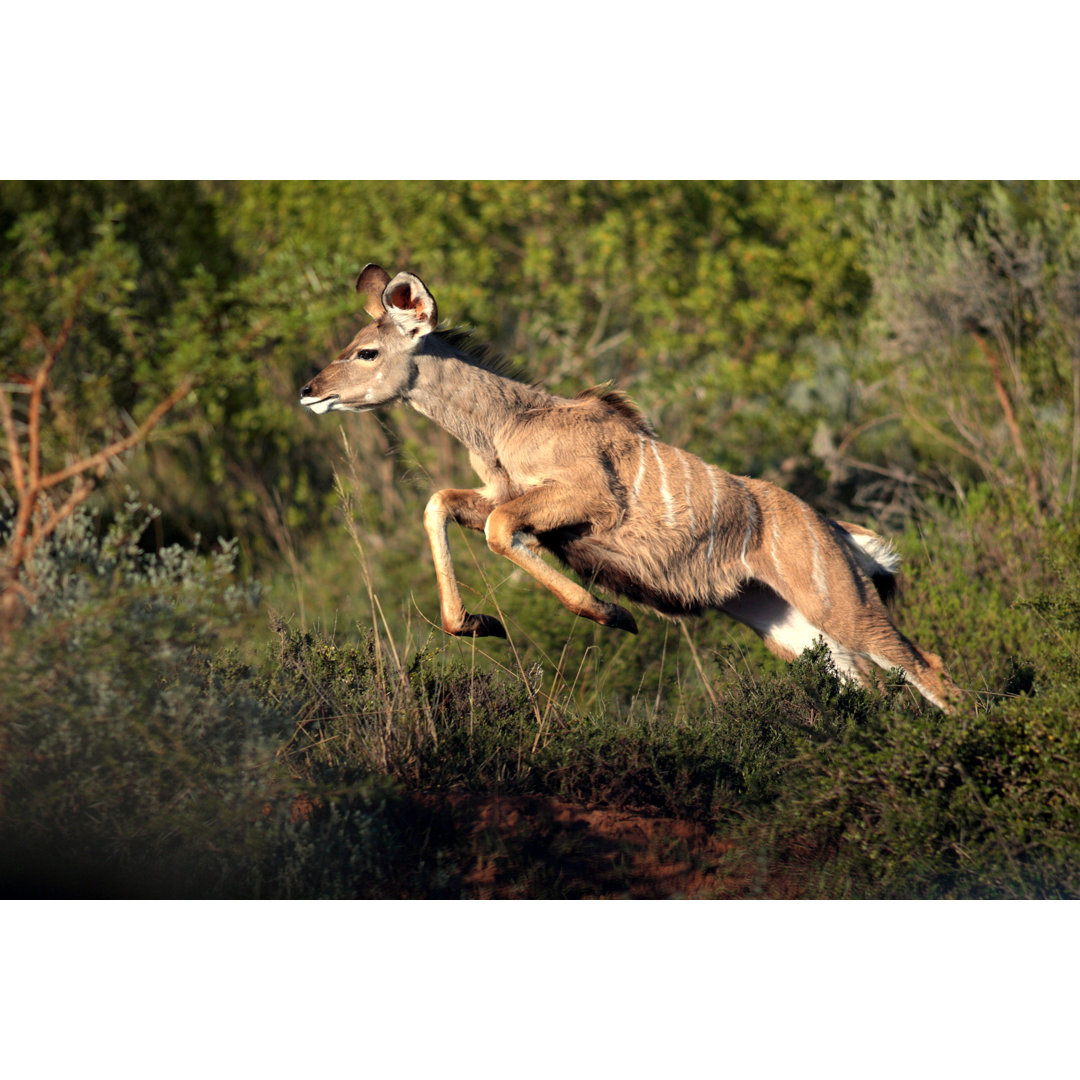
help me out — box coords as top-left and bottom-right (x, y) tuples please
(301, 265), (960, 712)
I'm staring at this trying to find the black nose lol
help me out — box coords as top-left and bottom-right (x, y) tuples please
(299, 384), (311, 398)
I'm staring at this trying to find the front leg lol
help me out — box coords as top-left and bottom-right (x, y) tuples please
(423, 489), (506, 638)
(483, 485), (638, 634)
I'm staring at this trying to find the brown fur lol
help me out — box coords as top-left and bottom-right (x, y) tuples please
(300, 265), (961, 712)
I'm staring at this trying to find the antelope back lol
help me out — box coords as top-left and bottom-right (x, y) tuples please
(300, 265), (438, 415)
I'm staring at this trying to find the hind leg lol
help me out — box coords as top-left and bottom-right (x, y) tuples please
(723, 584), (867, 680)
(802, 589), (959, 713)
(794, 575), (959, 712)
(859, 632), (959, 713)
(723, 582), (959, 713)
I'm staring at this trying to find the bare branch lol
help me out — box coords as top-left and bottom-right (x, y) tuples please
(969, 327), (1043, 517)
(37, 375), (196, 492)
(22, 480), (96, 585)
(24, 271), (93, 489)
(1070, 350), (1080, 507)
(905, 404), (1004, 486)
(0, 384), (25, 497)
(26, 328), (54, 492)
(2, 370), (197, 631)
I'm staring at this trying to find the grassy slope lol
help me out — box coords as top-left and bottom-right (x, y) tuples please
(2, 495), (1078, 900)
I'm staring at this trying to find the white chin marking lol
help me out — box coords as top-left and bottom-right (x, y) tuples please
(301, 396), (338, 415)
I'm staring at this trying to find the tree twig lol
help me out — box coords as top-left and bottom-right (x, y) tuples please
(37, 375), (195, 492)
(0, 385), (25, 497)
(968, 325), (1043, 517)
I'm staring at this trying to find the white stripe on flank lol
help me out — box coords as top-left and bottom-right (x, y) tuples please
(770, 515), (787, 587)
(705, 466), (721, 559)
(802, 504), (827, 598)
(650, 441), (677, 527)
(675, 449), (696, 531)
(740, 483), (757, 571)
(631, 434), (648, 504)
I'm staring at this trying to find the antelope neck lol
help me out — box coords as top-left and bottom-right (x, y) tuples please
(403, 346), (547, 460)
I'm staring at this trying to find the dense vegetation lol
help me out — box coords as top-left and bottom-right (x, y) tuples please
(2, 181), (1079, 898)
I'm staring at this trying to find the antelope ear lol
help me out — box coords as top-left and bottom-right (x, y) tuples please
(382, 271), (438, 337)
(356, 264), (391, 319)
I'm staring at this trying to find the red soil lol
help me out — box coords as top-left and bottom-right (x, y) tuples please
(277, 789), (808, 898)
(428, 792), (805, 900)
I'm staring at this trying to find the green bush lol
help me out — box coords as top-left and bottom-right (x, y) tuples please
(0, 501), (267, 896)
(4, 505), (1079, 898)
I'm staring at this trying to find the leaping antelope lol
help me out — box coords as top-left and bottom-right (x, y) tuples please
(301, 265), (960, 712)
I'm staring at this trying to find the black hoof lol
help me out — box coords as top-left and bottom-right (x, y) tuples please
(453, 613), (507, 639)
(603, 604), (638, 634)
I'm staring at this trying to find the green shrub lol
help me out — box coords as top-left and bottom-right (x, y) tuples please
(6, 469), (1080, 898)
(0, 501), (268, 894)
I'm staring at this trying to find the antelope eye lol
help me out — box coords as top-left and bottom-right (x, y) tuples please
(357, 348), (379, 361)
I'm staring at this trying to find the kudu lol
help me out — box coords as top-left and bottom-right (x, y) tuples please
(300, 265), (960, 712)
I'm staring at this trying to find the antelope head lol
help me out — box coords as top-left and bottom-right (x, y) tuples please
(300, 264), (438, 415)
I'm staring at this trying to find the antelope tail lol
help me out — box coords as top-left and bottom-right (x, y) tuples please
(834, 521), (901, 605)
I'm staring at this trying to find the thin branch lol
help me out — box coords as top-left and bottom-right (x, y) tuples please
(680, 620), (719, 709)
(25, 272), (92, 489)
(4, 478), (38, 582)
(26, 338), (53, 491)
(905, 405), (1004, 485)
(1070, 347), (1080, 507)
(968, 325), (1042, 516)
(2, 374), (196, 610)
(834, 413), (903, 460)
(21, 480), (96, 584)
(37, 375), (195, 492)
(0, 384), (25, 496)
(841, 457), (952, 495)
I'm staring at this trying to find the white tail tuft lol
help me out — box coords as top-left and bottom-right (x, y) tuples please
(850, 533), (901, 576)
(836, 523), (901, 578)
